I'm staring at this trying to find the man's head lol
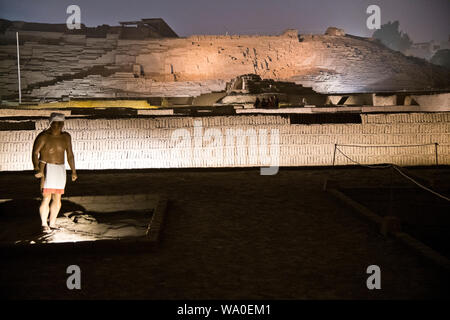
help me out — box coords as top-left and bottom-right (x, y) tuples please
(49, 112), (65, 132)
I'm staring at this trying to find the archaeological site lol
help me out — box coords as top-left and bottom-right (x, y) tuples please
(0, 2), (449, 303)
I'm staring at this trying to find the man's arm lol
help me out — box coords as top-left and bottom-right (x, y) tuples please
(65, 133), (77, 181)
(32, 134), (45, 171)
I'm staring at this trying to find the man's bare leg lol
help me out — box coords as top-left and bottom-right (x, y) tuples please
(48, 193), (62, 228)
(39, 194), (52, 231)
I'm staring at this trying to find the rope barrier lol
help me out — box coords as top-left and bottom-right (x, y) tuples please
(335, 146), (392, 169)
(391, 166), (450, 202)
(336, 143), (436, 148)
(333, 144), (450, 202)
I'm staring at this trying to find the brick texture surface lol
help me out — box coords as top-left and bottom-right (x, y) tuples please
(0, 113), (448, 171)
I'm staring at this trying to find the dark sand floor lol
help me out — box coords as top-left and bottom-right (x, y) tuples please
(0, 167), (449, 299)
(344, 187), (450, 259)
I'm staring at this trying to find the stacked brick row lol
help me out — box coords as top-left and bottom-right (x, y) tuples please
(28, 76), (227, 98)
(34, 115), (288, 130)
(0, 109), (71, 117)
(0, 113), (448, 171)
(0, 38), (117, 96)
(362, 113), (450, 124)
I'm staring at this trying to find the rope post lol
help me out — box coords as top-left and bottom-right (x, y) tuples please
(434, 143), (439, 167)
(332, 144), (337, 167)
(324, 143), (337, 191)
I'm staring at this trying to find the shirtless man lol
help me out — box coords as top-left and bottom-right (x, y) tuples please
(32, 113), (77, 232)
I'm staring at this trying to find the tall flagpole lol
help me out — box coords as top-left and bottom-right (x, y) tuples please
(16, 31), (21, 104)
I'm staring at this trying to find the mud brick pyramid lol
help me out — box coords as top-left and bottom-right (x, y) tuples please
(0, 19), (449, 99)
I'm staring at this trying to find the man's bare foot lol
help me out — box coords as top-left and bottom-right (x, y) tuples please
(49, 224), (63, 231)
(34, 172), (44, 178)
(41, 225), (51, 233)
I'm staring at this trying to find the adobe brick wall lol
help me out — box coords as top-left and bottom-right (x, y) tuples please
(0, 113), (448, 171)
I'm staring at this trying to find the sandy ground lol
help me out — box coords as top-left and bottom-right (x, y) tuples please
(0, 206), (152, 244)
(0, 166), (449, 299)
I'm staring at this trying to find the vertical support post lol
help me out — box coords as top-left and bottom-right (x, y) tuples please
(332, 144), (337, 166)
(434, 143), (439, 167)
(16, 32), (21, 104)
(324, 144), (337, 191)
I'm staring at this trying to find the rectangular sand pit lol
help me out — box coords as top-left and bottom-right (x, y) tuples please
(0, 194), (167, 246)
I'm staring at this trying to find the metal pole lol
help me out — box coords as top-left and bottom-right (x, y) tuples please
(434, 143), (439, 166)
(324, 144), (338, 191)
(332, 144), (337, 166)
(16, 32), (21, 104)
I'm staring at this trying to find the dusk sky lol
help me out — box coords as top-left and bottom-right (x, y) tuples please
(0, 0), (449, 42)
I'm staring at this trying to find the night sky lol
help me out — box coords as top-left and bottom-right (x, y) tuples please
(0, 0), (449, 42)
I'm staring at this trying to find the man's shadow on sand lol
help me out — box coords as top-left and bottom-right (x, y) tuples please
(0, 199), (85, 243)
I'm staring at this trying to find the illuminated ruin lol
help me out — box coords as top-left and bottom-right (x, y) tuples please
(0, 18), (449, 101)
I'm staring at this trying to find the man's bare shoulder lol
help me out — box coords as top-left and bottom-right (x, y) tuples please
(35, 130), (50, 141)
(62, 132), (72, 147)
(62, 132), (72, 139)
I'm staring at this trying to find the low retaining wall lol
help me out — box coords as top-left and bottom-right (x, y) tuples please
(0, 113), (449, 171)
